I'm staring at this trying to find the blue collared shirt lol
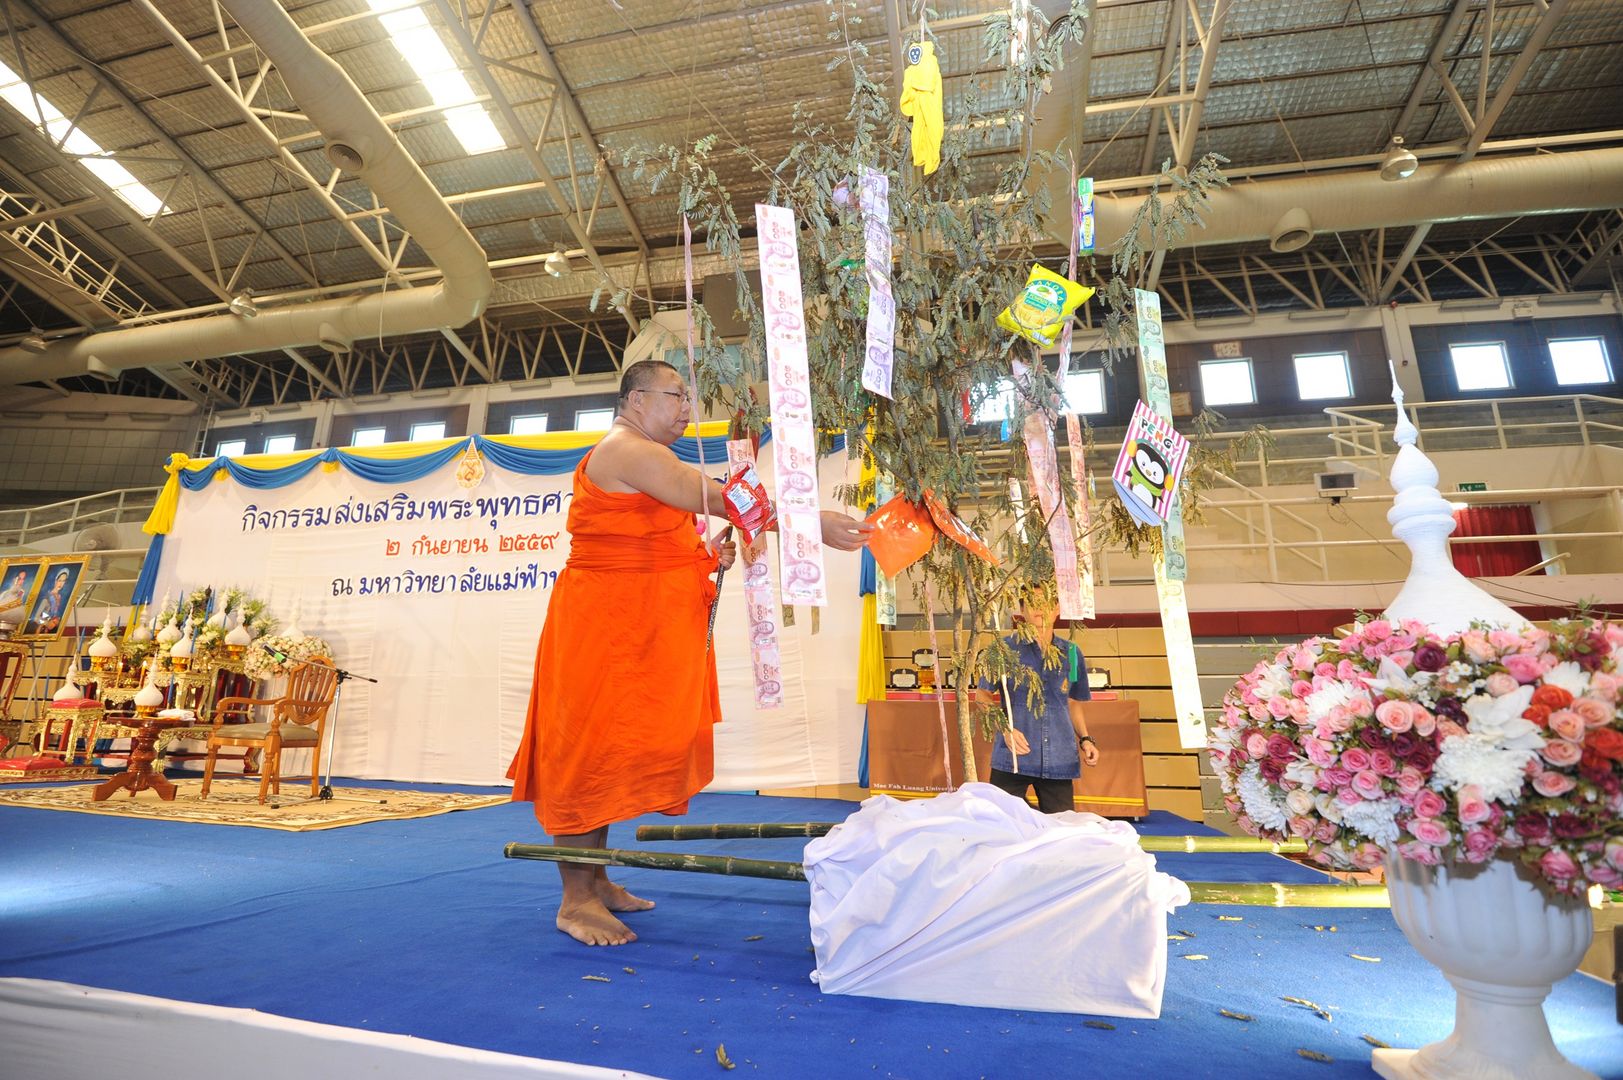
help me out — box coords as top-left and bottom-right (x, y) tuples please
(980, 634), (1091, 779)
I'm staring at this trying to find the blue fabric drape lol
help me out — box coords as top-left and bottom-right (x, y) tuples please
(857, 705), (870, 788)
(335, 443), (468, 483)
(131, 533), (165, 605)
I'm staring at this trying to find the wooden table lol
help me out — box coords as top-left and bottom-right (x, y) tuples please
(92, 713), (185, 802)
(865, 696), (1149, 817)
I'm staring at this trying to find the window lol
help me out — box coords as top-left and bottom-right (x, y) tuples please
(1293, 352), (1353, 400)
(1548, 337), (1612, 386)
(1062, 369), (1107, 415)
(972, 379), (1016, 423)
(1448, 342), (1513, 391)
(214, 439), (247, 458)
(509, 414), (549, 435)
(263, 435), (298, 455)
(1198, 358), (1257, 406)
(409, 421), (447, 442)
(574, 408), (615, 432)
(351, 427), (387, 447)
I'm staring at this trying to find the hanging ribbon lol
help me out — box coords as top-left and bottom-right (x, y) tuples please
(727, 439), (784, 710)
(1056, 153), (1095, 618)
(1133, 287), (1188, 582)
(682, 215), (715, 549)
(754, 203), (828, 606)
(858, 167), (896, 400)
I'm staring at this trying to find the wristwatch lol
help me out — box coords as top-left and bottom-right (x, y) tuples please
(1079, 735), (1096, 747)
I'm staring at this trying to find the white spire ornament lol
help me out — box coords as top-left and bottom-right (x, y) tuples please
(1379, 369), (1525, 635)
(89, 614), (120, 674)
(169, 618), (195, 670)
(133, 660), (164, 716)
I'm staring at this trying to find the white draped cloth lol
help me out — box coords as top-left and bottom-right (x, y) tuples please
(804, 783), (1191, 1017)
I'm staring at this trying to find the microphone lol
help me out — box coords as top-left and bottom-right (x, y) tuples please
(260, 642), (289, 663)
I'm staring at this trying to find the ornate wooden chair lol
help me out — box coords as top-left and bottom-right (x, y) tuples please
(0, 641), (31, 754)
(200, 658), (339, 804)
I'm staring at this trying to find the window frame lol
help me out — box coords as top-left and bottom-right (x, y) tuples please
(1198, 357), (1259, 407)
(1291, 350), (1354, 401)
(408, 421), (448, 442)
(573, 408), (615, 432)
(1447, 340), (1514, 392)
(350, 426), (388, 447)
(214, 438), (247, 458)
(1062, 368), (1108, 416)
(262, 434), (299, 455)
(1546, 336), (1613, 387)
(508, 413), (550, 436)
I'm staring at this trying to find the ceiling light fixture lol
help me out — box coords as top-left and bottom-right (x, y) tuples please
(228, 291), (258, 318)
(1380, 135), (1419, 182)
(19, 330), (48, 353)
(544, 247), (572, 278)
(366, 0), (506, 156)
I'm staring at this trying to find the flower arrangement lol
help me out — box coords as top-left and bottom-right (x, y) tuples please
(242, 632), (333, 680)
(125, 587), (278, 662)
(1209, 617), (1623, 896)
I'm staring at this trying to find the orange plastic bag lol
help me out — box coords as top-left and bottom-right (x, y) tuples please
(865, 495), (939, 578)
(923, 489), (1000, 565)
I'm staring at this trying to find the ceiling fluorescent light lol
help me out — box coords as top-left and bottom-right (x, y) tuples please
(1380, 135), (1419, 182)
(367, 1), (506, 156)
(0, 60), (168, 217)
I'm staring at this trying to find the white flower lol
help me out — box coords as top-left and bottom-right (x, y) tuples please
(1285, 788), (1315, 816)
(1237, 763), (1289, 832)
(1541, 661), (1591, 700)
(1365, 656), (1434, 698)
(1339, 796), (1402, 846)
(1461, 685), (1544, 750)
(1254, 662), (1292, 700)
(1314, 792), (1345, 824)
(1283, 759), (1318, 788)
(1304, 681), (1362, 724)
(1433, 735), (1539, 804)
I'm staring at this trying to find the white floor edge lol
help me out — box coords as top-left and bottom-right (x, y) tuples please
(0, 977), (664, 1080)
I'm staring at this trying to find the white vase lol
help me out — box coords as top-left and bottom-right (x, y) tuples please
(1375, 854), (1597, 1080)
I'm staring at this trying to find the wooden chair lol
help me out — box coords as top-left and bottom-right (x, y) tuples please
(200, 658), (339, 804)
(0, 641), (32, 756)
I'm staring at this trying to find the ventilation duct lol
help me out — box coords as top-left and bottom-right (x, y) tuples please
(0, 0), (492, 388)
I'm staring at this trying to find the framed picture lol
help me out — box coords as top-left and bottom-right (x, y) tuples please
(0, 557), (46, 628)
(20, 556), (90, 639)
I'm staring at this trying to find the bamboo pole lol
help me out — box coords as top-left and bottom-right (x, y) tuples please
(503, 844), (1386, 907)
(634, 823), (1310, 854)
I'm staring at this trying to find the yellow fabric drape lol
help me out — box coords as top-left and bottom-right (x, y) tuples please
(142, 452), (190, 536)
(857, 593), (886, 704)
(899, 40), (943, 175)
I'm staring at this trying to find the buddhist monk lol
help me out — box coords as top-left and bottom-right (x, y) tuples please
(508, 359), (873, 946)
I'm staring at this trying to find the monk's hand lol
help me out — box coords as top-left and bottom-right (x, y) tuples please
(819, 510), (874, 551)
(1002, 728), (1030, 756)
(1080, 739), (1100, 767)
(716, 536), (737, 571)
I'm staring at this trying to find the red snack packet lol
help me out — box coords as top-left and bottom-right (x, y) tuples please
(722, 464), (777, 544)
(864, 494), (939, 577)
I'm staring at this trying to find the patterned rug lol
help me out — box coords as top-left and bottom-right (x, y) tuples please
(0, 778), (509, 831)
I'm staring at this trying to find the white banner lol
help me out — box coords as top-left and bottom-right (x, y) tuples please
(858, 167), (896, 400)
(152, 442), (864, 787)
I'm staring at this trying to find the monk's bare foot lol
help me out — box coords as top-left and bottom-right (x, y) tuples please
(596, 880), (656, 912)
(556, 899), (636, 946)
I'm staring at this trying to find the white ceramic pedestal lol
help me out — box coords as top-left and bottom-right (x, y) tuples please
(1375, 854), (1597, 1080)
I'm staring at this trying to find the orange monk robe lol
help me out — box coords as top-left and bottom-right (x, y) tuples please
(507, 452), (722, 835)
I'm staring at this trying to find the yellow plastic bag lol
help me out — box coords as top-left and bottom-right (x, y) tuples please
(996, 266), (1095, 347)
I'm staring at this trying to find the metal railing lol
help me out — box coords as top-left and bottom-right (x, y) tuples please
(0, 487), (161, 549)
(1325, 393), (1623, 459)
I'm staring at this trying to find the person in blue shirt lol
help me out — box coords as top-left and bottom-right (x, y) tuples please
(977, 587), (1100, 813)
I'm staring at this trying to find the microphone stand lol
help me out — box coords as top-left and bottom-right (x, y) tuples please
(260, 645), (377, 802)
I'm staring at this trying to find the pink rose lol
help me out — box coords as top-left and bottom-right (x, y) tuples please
(1409, 819), (1452, 846)
(1437, 719), (1467, 741)
(1461, 631), (1495, 663)
(1315, 662), (1336, 679)
(1548, 710), (1586, 742)
(1375, 699), (1414, 733)
(1571, 697), (1613, 727)
(1462, 828), (1499, 863)
(1396, 767), (1425, 796)
(1532, 770), (1577, 798)
(1289, 815), (1316, 838)
(1504, 653), (1544, 684)
(1539, 848), (1579, 881)
(1267, 695), (1292, 719)
(1588, 672), (1620, 702)
(1488, 629), (1522, 651)
(1413, 789), (1446, 818)
(1605, 624), (1623, 649)
(1352, 770), (1385, 799)
(1336, 659), (1359, 681)
(1369, 749), (1397, 777)
(1397, 841), (1440, 865)
(1412, 708), (1437, 737)
(1291, 679), (1314, 698)
(1606, 837), (1623, 871)
(1541, 739), (1583, 767)
(1456, 786), (1491, 825)
(1246, 733), (1269, 757)
(1305, 738), (1336, 767)
(1340, 747), (1372, 772)
(1388, 650), (1415, 669)
(1336, 786), (1364, 806)
(1591, 865), (1622, 888)
(1364, 620), (1392, 641)
(1318, 711), (1354, 736)
(1314, 820), (1339, 844)
(1351, 843), (1384, 869)
(1288, 699), (1310, 724)
(1484, 672), (1519, 697)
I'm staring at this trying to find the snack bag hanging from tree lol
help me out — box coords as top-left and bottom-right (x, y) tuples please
(997, 266), (1095, 348)
(721, 464), (777, 544)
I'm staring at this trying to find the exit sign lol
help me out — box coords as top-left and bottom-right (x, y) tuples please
(1457, 482), (1488, 492)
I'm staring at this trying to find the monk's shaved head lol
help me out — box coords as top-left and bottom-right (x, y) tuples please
(617, 360), (680, 412)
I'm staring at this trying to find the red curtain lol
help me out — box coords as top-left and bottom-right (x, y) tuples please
(1451, 504), (1543, 577)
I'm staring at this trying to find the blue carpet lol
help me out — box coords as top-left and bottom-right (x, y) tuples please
(1, 784), (1617, 1079)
